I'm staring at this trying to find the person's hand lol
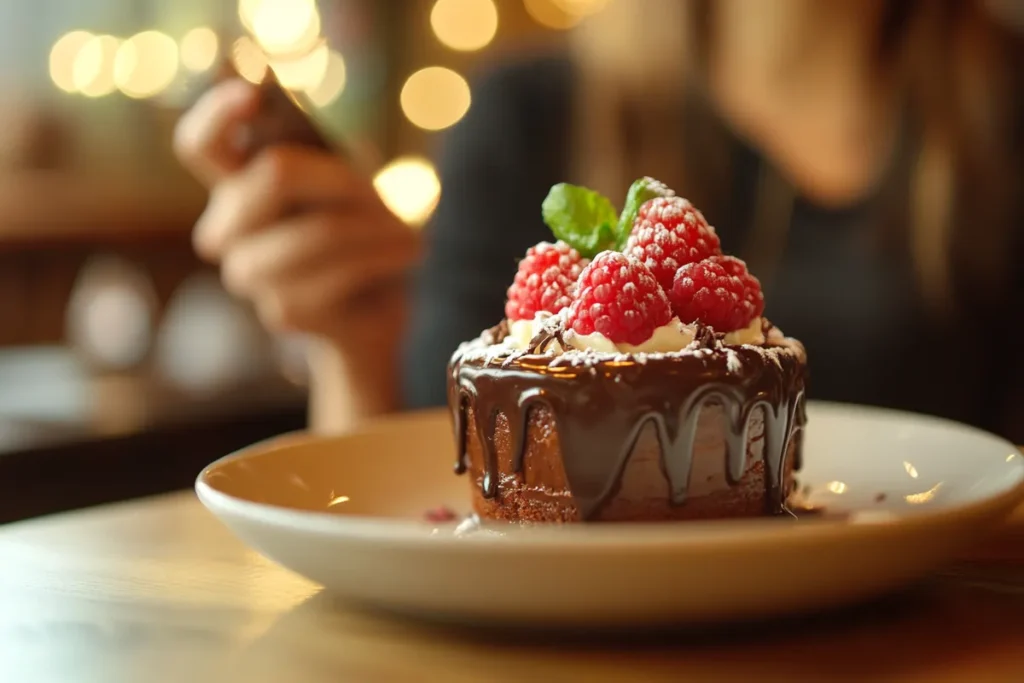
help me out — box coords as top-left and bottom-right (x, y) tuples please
(173, 79), (420, 350)
(174, 78), (421, 430)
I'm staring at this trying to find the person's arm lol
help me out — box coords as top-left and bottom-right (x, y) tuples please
(173, 81), (420, 435)
(401, 56), (573, 409)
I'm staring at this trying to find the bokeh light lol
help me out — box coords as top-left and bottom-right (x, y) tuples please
(270, 42), (329, 93)
(558, 0), (612, 13)
(373, 157), (441, 227)
(430, 0), (499, 52)
(114, 31), (179, 99)
(523, 0), (609, 29)
(231, 36), (268, 84)
(50, 31), (93, 93)
(400, 67), (471, 131)
(240, 0), (321, 57)
(180, 26), (219, 72)
(306, 49), (347, 107)
(73, 34), (121, 97)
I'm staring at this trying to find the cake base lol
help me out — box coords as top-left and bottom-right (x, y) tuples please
(462, 403), (799, 523)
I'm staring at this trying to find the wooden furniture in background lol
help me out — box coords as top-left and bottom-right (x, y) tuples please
(0, 167), (207, 346)
(0, 340), (306, 523)
(0, 170), (205, 248)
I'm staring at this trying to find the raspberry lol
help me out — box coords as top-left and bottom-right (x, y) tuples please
(670, 259), (761, 332)
(708, 254), (765, 321)
(424, 506), (459, 522)
(567, 251), (672, 346)
(624, 196), (722, 292)
(505, 241), (587, 321)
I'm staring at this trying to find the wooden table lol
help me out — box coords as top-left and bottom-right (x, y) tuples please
(1, 494), (1022, 683)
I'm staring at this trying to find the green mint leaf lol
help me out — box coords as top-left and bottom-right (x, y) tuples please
(615, 177), (675, 249)
(541, 183), (619, 258)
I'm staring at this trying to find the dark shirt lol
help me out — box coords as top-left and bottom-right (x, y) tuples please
(402, 54), (1024, 442)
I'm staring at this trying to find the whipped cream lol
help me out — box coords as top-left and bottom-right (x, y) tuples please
(505, 311), (767, 356)
(565, 317), (696, 354)
(723, 317), (765, 346)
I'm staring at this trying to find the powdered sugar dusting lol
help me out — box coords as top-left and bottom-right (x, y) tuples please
(726, 348), (744, 373)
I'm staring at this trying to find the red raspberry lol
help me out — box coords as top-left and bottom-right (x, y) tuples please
(708, 254), (765, 321)
(670, 259), (761, 332)
(567, 251), (672, 346)
(505, 241), (587, 321)
(624, 196), (722, 292)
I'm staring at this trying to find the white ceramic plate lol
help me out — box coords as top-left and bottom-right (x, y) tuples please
(196, 402), (1024, 627)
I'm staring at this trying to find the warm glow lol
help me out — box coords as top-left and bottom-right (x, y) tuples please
(400, 67), (471, 131)
(114, 31), (179, 99)
(238, 0), (260, 30)
(181, 27), (219, 72)
(50, 31), (94, 93)
(231, 36), (268, 84)
(270, 42), (329, 93)
(826, 481), (848, 495)
(903, 461), (919, 479)
(904, 482), (943, 504)
(241, 0), (321, 57)
(557, 0), (612, 14)
(430, 0), (499, 52)
(73, 34), (121, 97)
(306, 49), (347, 107)
(523, 0), (609, 29)
(373, 157), (441, 227)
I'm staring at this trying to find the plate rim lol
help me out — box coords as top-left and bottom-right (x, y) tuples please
(195, 401), (1024, 551)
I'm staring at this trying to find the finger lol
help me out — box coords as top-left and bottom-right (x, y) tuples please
(219, 212), (403, 297)
(251, 248), (418, 335)
(192, 146), (374, 261)
(174, 79), (259, 186)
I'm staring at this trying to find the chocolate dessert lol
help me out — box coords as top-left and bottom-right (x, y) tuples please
(448, 178), (807, 523)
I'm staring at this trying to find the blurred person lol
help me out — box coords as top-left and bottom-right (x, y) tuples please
(174, 0), (1024, 440)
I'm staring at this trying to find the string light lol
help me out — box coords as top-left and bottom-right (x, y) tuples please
(180, 27), (219, 72)
(400, 67), (471, 131)
(114, 31), (179, 99)
(306, 49), (347, 107)
(373, 157), (441, 227)
(73, 34), (121, 97)
(430, 0), (499, 52)
(231, 36), (268, 84)
(269, 42), (329, 93)
(240, 0), (321, 57)
(523, 0), (609, 30)
(50, 31), (93, 93)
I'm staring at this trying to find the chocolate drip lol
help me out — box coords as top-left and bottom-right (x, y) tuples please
(448, 342), (807, 521)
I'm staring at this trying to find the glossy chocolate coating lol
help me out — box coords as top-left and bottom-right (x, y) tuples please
(448, 323), (807, 521)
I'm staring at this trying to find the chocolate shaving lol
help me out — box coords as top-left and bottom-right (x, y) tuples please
(527, 328), (556, 354)
(482, 319), (510, 345)
(525, 317), (568, 354)
(691, 322), (718, 349)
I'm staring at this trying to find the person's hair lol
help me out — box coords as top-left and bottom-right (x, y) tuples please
(569, 0), (1022, 316)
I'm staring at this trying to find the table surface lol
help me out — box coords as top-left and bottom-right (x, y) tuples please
(1, 494), (1023, 683)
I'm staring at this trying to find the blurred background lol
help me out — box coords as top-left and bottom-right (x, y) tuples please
(0, 0), (603, 522)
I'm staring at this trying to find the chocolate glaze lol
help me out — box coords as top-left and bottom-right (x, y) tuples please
(448, 323), (807, 521)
